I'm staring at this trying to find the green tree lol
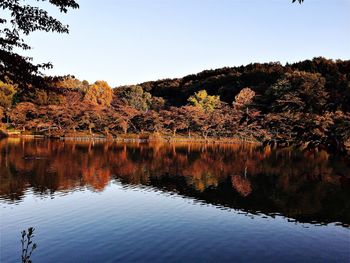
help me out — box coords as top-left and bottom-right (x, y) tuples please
(0, 80), (17, 108)
(264, 71), (328, 113)
(188, 90), (221, 112)
(115, 86), (152, 112)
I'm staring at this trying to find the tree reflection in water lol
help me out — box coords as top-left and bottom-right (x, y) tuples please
(1, 138), (349, 226)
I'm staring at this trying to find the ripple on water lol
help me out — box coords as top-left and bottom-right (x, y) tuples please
(1, 140), (350, 263)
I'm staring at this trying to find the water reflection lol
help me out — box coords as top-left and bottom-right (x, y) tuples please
(1, 138), (349, 226)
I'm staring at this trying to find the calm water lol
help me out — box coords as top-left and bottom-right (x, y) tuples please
(0, 138), (349, 262)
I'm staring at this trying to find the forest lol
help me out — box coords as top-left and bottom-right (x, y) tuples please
(0, 57), (350, 154)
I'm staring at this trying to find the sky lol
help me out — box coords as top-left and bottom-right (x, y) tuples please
(24, 0), (350, 87)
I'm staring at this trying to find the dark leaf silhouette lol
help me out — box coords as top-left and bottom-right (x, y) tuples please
(0, 0), (79, 89)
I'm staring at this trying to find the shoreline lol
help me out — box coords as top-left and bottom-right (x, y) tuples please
(1, 132), (261, 145)
(1, 129), (349, 156)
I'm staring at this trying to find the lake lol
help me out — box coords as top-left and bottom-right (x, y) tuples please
(1, 138), (349, 262)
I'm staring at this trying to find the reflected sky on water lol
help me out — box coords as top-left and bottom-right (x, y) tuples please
(1, 138), (349, 262)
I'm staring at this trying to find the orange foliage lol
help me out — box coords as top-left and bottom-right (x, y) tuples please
(234, 87), (255, 108)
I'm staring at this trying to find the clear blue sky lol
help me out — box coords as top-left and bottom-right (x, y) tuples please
(26, 0), (350, 87)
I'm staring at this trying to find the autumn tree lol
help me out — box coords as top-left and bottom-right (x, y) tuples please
(199, 111), (218, 139)
(19, 88), (45, 105)
(9, 102), (37, 130)
(0, 0), (79, 88)
(37, 105), (61, 131)
(54, 77), (89, 91)
(55, 90), (84, 131)
(34, 89), (49, 106)
(182, 105), (205, 137)
(150, 96), (166, 111)
(78, 111), (96, 134)
(96, 108), (123, 136)
(0, 107), (4, 123)
(84, 81), (113, 107)
(132, 110), (163, 134)
(188, 90), (221, 112)
(0, 80), (17, 108)
(331, 111), (350, 152)
(111, 101), (140, 134)
(47, 91), (66, 105)
(160, 107), (190, 136)
(233, 87), (255, 109)
(34, 90), (85, 133)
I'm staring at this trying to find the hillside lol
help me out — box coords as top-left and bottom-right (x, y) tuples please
(0, 57), (349, 153)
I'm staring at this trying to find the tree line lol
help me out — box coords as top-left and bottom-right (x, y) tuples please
(0, 57), (349, 154)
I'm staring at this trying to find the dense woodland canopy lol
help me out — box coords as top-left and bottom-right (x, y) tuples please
(0, 57), (349, 154)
